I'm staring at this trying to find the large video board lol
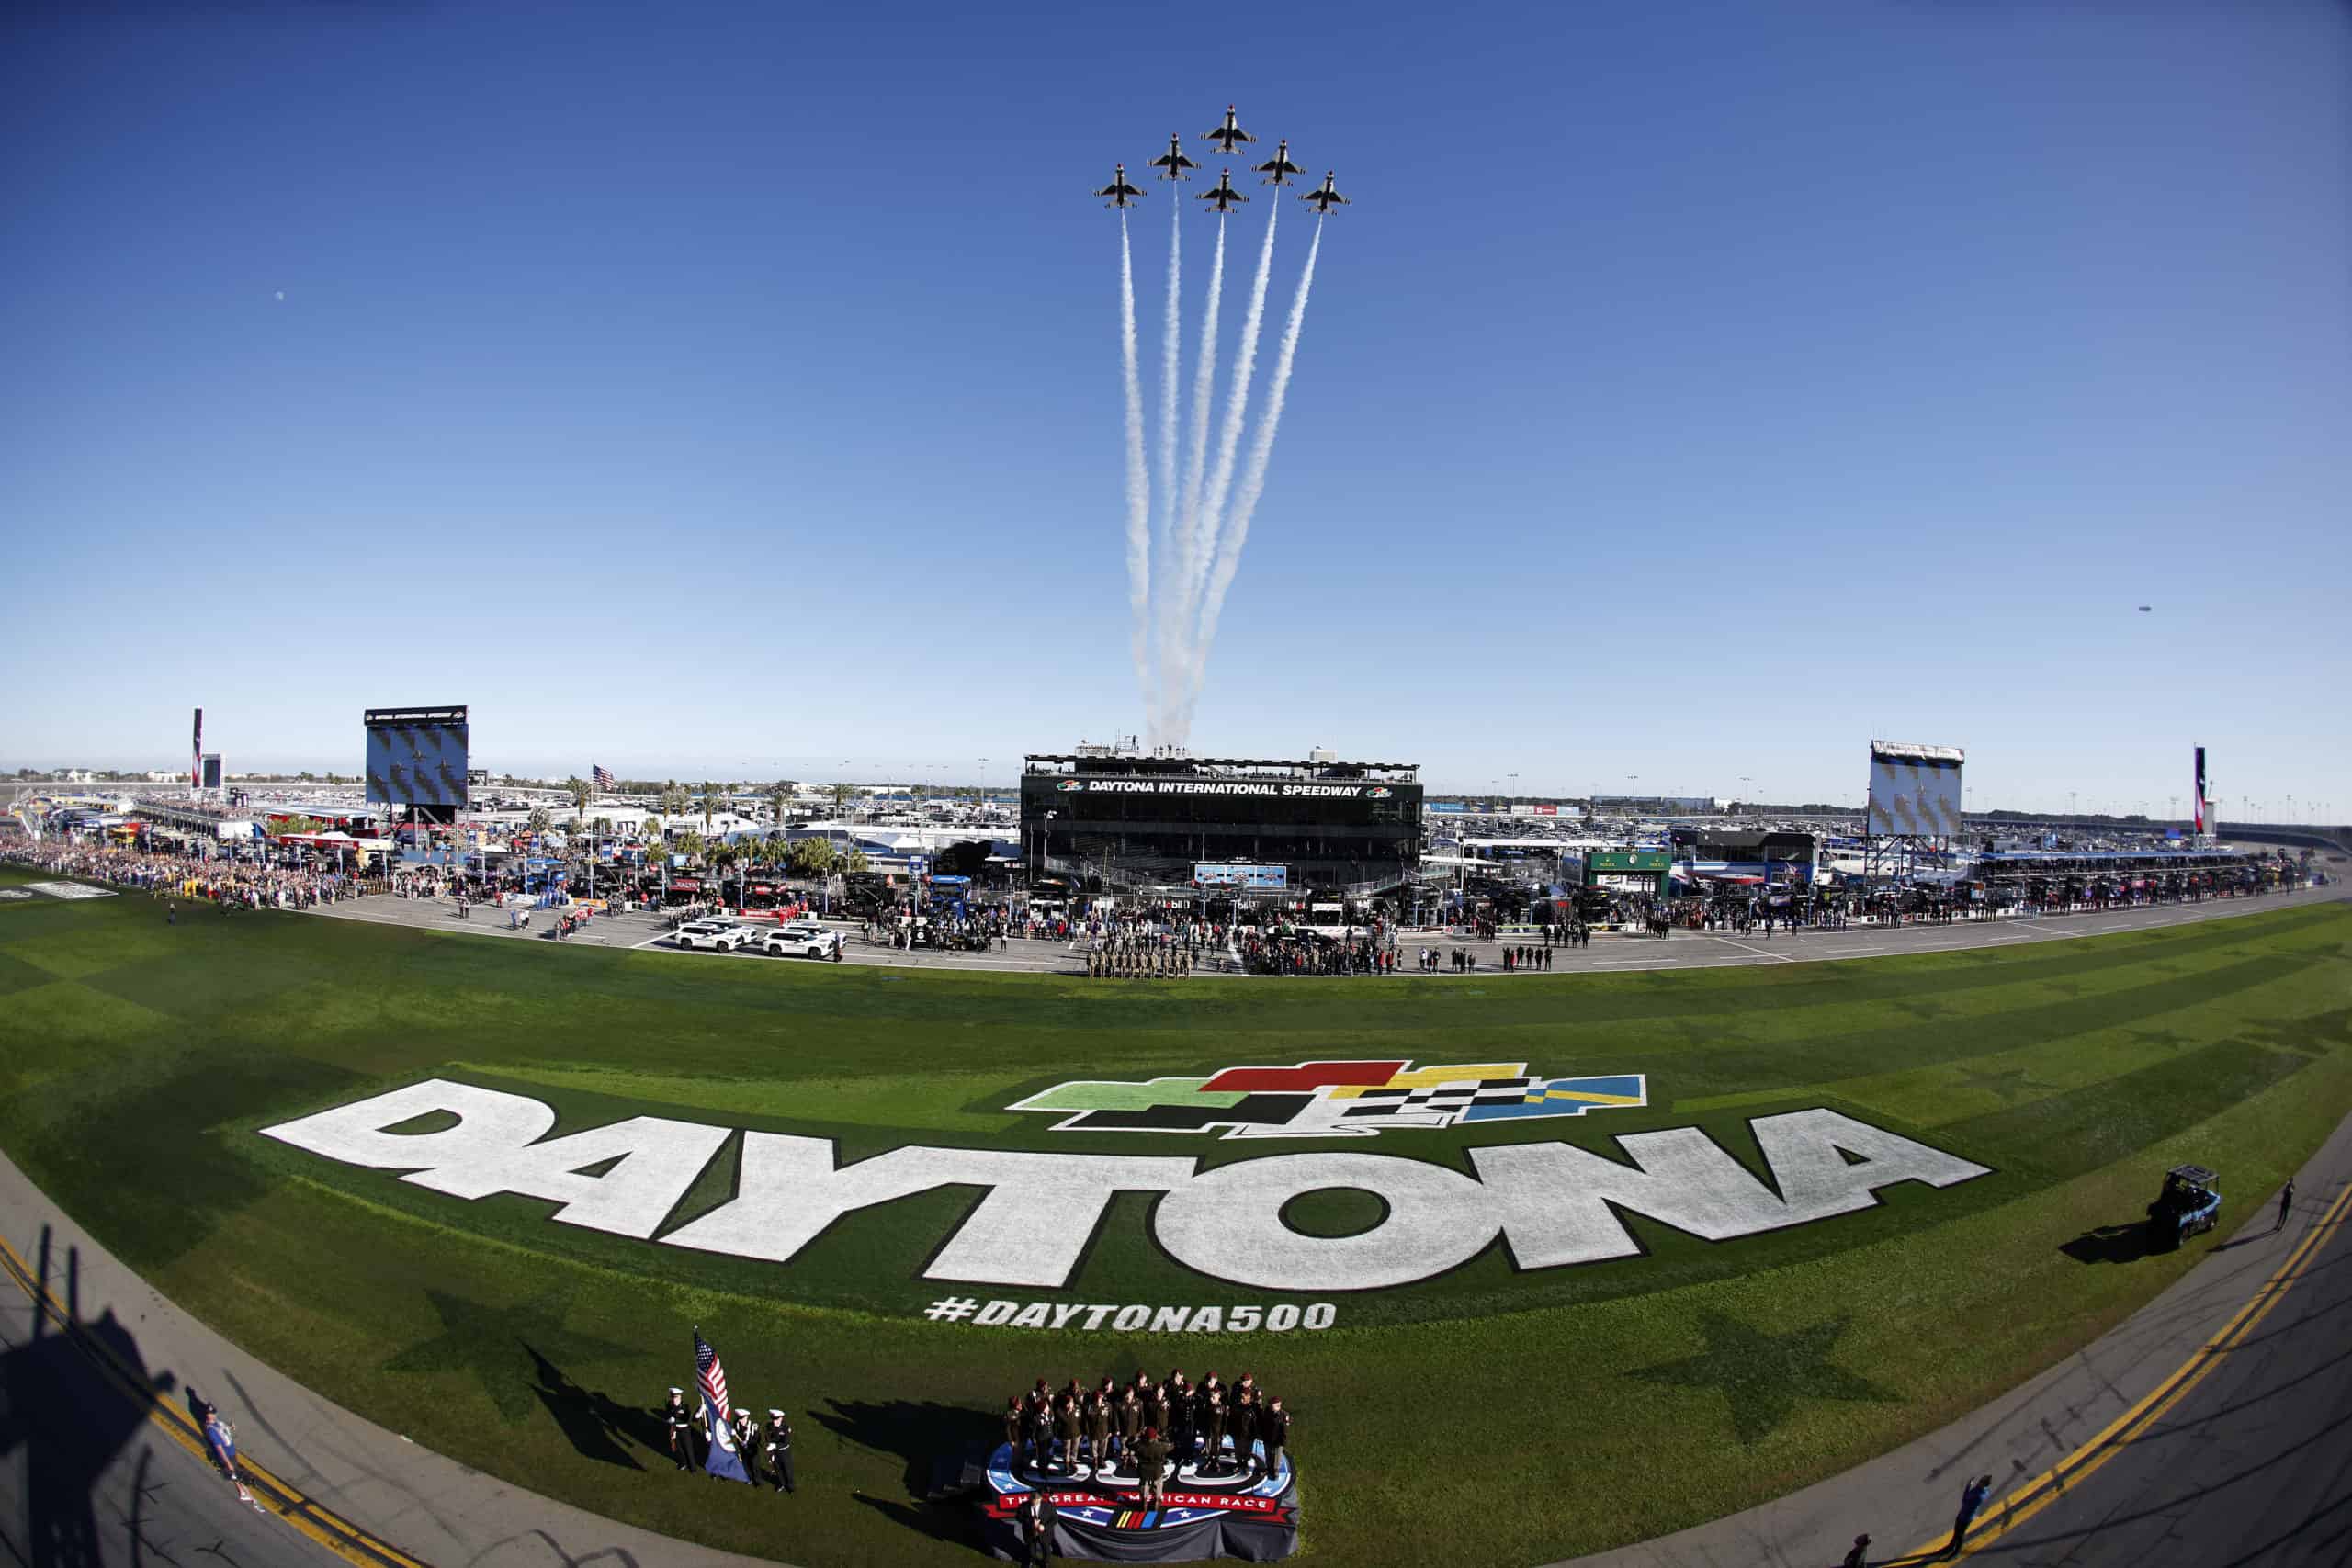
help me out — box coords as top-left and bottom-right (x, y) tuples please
(365, 706), (470, 809)
(1193, 863), (1289, 889)
(1866, 741), (1964, 838)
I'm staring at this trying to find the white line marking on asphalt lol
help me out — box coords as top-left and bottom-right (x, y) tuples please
(1710, 936), (1793, 963)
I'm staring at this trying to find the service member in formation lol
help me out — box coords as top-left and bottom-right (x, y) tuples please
(1116, 1387), (1144, 1472)
(1023, 1388), (1053, 1472)
(763, 1409), (796, 1495)
(1134, 1426), (1172, 1509)
(1085, 1389), (1113, 1476)
(1229, 1389), (1258, 1476)
(662, 1386), (695, 1472)
(1200, 1388), (1228, 1472)
(1003, 1395), (1025, 1461)
(1053, 1393), (1083, 1476)
(1261, 1397), (1290, 1481)
(732, 1407), (761, 1484)
(1144, 1381), (1171, 1447)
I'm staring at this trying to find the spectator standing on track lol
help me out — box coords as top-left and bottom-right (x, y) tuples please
(2275, 1177), (2295, 1234)
(1942, 1474), (1993, 1558)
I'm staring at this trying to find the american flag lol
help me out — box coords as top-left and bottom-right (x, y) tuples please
(592, 763), (616, 792)
(695, 1330), (730, 1417)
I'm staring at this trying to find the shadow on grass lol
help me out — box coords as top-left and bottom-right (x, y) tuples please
(526, 1344), (658, 1470)
(2060, 1223), (2156, 1265)
(812, 1397), (1000, 1495)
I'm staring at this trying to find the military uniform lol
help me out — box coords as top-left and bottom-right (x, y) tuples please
(1229, 1394), (1258, 1475)
(1200, 1393), (1227, 1471)
(732, 1409), (760, 1486)
(1116, 1393), (1143, 1469)
(763, 1410), (795, 1494)
(1023, 1394), (1052, 1472)
(1002, 1399), (1024, 1461)
(1053, 1398), (1082, 1476)
(1134, 1434), (1173, 1507)
(1261, 1404), (1290, 1480)
(662, 1389), (695, 1472)
(1085, 1393), (1112, 1474)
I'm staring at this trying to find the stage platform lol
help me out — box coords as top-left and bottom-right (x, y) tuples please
(967, 1438), (1298, 1562)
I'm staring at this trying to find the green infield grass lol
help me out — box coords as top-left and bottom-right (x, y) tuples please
(3, 866), (2348, 1566)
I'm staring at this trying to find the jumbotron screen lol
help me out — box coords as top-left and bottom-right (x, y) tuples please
(1866, 741), (1964, 837)
(364, 706), (470, 808)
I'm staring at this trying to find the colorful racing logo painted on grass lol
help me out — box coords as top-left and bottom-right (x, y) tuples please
(1009, 1060), (1646, 1139)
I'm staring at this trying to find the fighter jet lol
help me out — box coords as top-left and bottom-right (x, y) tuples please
(1299, 171), (1351, 214)
(1196, 170), (1249, 214)
(1203, 104), (1256, 154)
(1253, 139), (1303, 186)
(1094, 164), (1144, 209)
(1147, 134), (1201, 181)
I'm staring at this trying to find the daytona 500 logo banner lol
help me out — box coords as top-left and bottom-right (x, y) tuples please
(260, 1077), (1990, 1297)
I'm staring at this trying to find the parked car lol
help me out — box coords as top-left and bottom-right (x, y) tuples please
(763, 928), (842, 960)
(674, 919), (752, 953)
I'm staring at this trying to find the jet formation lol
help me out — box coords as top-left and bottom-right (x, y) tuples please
(1094, 164), (1144, 209)
(1092, 105), (1351, 214)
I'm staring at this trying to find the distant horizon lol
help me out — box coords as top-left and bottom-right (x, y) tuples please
(5, 751), (2326, 826)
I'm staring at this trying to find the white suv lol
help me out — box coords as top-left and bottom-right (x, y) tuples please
(674, 919), (751, 953)
(763, 927), (842, 960)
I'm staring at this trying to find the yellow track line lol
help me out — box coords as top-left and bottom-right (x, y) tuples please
(1903, 1177), (2352, 1562)
(0, 1228), (435, 1568)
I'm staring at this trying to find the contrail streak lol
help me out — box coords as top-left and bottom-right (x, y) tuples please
(1118, 213), (1152, 733)
(1187, 200), (1278, 650)
(1181, 215), (1324, 732)
(1149, 194), (1182, 744)
(1162, 213), (1227, 734)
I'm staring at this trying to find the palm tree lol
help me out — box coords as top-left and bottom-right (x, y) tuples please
(526, 806), (552, 838)
(566, 775), (591, 825)
(661, 781), (689, 822)
(675, 829), (705, 863)
(830, 781), (853, 816)
(769, 781), (789, 829)
(699, 782), (717, 836)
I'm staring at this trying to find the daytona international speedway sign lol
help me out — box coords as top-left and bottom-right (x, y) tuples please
(260, 1070), (1991, 1311)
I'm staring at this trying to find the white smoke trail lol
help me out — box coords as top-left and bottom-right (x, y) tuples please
(1117, 213), (1152, 734)
(1185, 199), (1278, 650)
(1179, 215), (1324, 733)
(1160, 213), (1227, 734)
(1148, 195), (1182, 745)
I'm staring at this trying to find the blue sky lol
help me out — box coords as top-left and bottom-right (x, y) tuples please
(3, 1), (2346, 816)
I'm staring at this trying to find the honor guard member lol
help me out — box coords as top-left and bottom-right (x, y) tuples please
(1134, 1427), (1172, 1509)
(1023, 1390), (1053, 1472)
(1085, 1390), (1112, 1475)
(1200, 1388), (1228, 1472)
(1002, 1395), (1024, 1461)
(1144, 1382), (1171, 1445)
(1116, 1388), (1144, 1470)
(1053, 1394), (1083, 1476)
(1096, 1374), (1120, 1411)
(1261, 1397), (1290, 1482)
(732, 1407), (760, 1485)
(662, 1387), (695, 1472)
(1233, 1371), (1258, 1408)
(763, 1409), (795, 1494)
(1229, 1389), (1259, 1475)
